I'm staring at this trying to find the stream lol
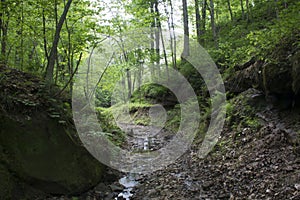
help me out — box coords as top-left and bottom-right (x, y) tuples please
(116, 123), (173, 199)
(117, 174), (139, 200)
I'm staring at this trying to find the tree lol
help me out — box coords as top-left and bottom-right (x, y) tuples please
(209, 0), (217, 48)
(195, 0), (201, 44)
(227, 0), (233, 21)
(182, 0), (190, 57)
(240, 0), (245, 20)
(0, 0), (8, 64)
(201, 0), (207, 45)
(45, 0), (72, 84)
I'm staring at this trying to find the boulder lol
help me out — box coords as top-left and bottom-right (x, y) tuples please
(262, 62), (293, 95)
(226, 51), (300, 102)
(0, 66), (107, 198)
(225, 60), (264, 93)
(0, 111), (105, 197)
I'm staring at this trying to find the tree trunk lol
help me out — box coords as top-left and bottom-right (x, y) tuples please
(126, 69), (132, 99)
(154, 1), (161, 76)
(42, 9), (49, 62)
(195, 0), (201, 44)
(227, 0), (233, 21)
(182, 0), (190, 58)
(164, 0), (176, 69)
(20, 0), (24, 69)
(246, 0), (251, 21)
(209, 0), (217, 48)
(159, 27), (169, 80)
(0, 0), (8, 64)
(240, 0), (245, 20)
(45, 0), (72, 84)
(150, 1), (155, 78)
(169, 0), (177, 68)
(201, 0), (207, 45)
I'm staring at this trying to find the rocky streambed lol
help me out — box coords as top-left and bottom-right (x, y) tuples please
(131, 89), (300, 200)
(42, 89), (300, 200)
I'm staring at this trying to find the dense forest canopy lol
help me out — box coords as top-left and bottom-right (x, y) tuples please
(0, 0), (298, 97)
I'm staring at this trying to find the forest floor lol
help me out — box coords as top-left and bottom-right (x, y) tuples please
(130, 89), (300, 200)
(53, 89), (300, 200)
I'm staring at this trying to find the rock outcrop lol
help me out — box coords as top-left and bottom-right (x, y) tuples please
(0, 65), (106, 199)
(226, 49), (300, 108)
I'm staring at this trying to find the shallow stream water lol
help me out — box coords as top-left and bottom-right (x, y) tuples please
(115, 123), (170, 199)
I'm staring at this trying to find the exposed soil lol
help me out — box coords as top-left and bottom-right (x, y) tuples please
(131, 89), (300, 200)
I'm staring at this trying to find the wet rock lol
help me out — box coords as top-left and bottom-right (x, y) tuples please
(109, 184), (124, 192)
(0, 112), (105, 197)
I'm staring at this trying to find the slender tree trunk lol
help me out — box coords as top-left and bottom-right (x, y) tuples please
(20, 0), (24, 69)
(0, 0), (8, 64)
(159, 27), (169, 80)
(45, 0), (72, 84)
(132, 71), (136, 92)
(42, 9), (49, 63)
(195, 0), (201, 44)
(55, 52), (82, 97)
(126, 68), (132, 99)
(240, 0), (245, 20)
(169, 0), (177, 68)
(182, 0), (190, 58)
(164, 0), (176, 69)
(138, 62), (142, 102)
(209, 0), (217, 48)
(201, 0), (207, 45)
(54, 0), (59, 84)
(227, 0), (233, 21)
(150, 1), (155, 78)
(245, 0), (251, 21)
(154, 1), (161, 76)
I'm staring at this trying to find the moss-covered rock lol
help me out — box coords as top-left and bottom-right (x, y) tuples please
(0, 111), (105, 196)
(225, 60), (264, 93)
(0, 65), (107, 198)
(262, 62), (293, 95)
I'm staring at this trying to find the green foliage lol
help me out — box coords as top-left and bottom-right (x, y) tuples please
(95, 107), (126, 146)
(225, 101), (234, 123)
(141, 83), (169, 98)
(207, 0), (300, 70)
(177, 60), (205, 96)
(95, 88), (112, 108)
(0, 0), (98, 91)
(247, 2), (300, 61)
(164, 104), (181, 132)
(245, 118), (261, 130)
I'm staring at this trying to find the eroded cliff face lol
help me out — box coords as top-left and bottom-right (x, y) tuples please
(0, 65), (106, 199)
(225, 45), (300, 107)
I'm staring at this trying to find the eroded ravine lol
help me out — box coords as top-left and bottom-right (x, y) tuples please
(116, 123), (174, 199)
